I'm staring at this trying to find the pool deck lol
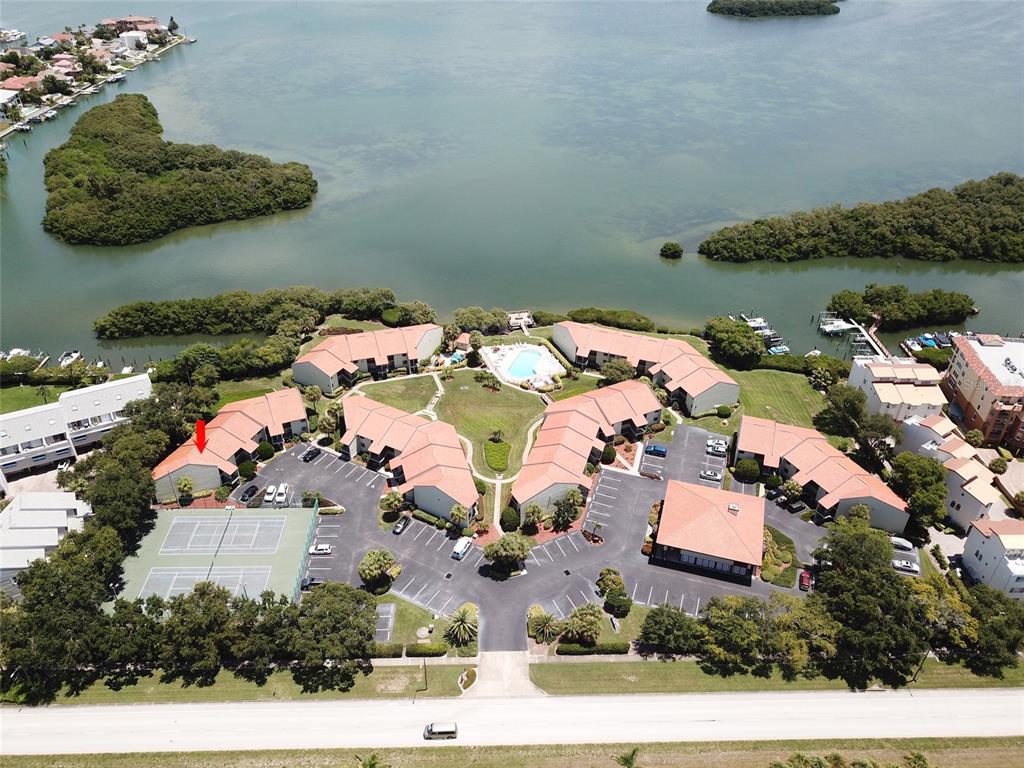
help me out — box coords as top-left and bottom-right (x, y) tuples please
(481, 342), (565, 389)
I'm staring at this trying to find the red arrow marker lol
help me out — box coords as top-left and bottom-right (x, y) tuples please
(195, 420), (207, 453)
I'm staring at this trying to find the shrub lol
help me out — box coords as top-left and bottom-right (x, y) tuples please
(556, 641), (630, 655)
(405, 643), (448, 657)
(764, 474), (782, 490)
(566, 307), (655, 332)
(659, 241), (684, 260)
(930, 544), (949, 570)
(484, 440), (511, 472)
(989, 457), (1008, 475)
(372, 642), (405, 658)
(601, 444), (616, 465)
(532, 310), (568, 326)
(734, 457), (760, 484)
(257, 441), (275, 461)
(237, 460), (256, 480)
(716, 405), (732, 418)
(474, 477), (487, 495)
(500, 506), (521, 532)
(604, 588), (632, 618)
(412, 509), (442, 527)
(214, 485), (231, 502)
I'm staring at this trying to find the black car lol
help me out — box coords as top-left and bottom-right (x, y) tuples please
(302, 447), (322, 463)
(239, 485), (259, 502)
(765, 488), (781, 500)
(392, 516), (410, 535)
(300, 576), (327, 591)
(787, 500), (807, 514)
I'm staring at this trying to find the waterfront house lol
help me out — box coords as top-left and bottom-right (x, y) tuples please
(551, 321), (739, 415)
(339, 397), (478, 521)
(0, 88), (21, 115)
(1, 74), (43, 92)
(652, 480), (765, 586)
(291, 324), (443, 395)
(511, 380), (661, 513)
(151, 389), (308, 501)
(100, 16), (159, 33)
(118, 30), (148, 51)
(964, 519), (1024, 601)
(0, 492), (91, 594)
(848, 355), (947, 422)
(0, 375), (153, 490)
(734, 415), (909, 533)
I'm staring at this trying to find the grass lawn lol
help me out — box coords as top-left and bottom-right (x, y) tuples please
(599, 603), (649, 644)
(0, 385), (72, 414)
(762, 525), (798, 588)
(361, 375), (438, 414)
(551, 374), (601, 401)
(49, 664), (467, 706)
(691, 368), (826, 436)
(212, 376), (283, 410)
(10, 737), (1019, 768)
(483, 439), (511, 471)
(529, 658), (1024, 696)
(919, 547), (940, 579)
(435, 369), (544, 477)
(377, 594), (449, 646)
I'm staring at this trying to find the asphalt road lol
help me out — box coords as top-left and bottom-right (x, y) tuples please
(3, 689), (1020, 754)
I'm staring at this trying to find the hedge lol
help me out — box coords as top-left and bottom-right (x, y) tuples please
(556, 641), (630, 655)
(405, 642), (449, 657)
(412, 509), (443, 527)
(372, 642), (405, 658)
(500, 506), (520, 532)
(566, 307), (655, 332)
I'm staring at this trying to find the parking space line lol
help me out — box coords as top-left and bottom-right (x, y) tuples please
(566, 535), (580, 552)
(425, 530), (440, 545)
(542, 546), (555, 562)
(580, 589), (591, 604)
(412, 526), (428, 541)
(307, 567), (331, 572)
(412, 583), (429, 601)
(366, 475), (377, 486)
(589, 509), (611, 518)
(344, 465), (359, 478)
(398, 577), (416, 595)
(435, 538), (449, 551)
(600, 474), (621, 483)
(631, 583), (638, 600)
(590, 500), (613, 508)
(313, 455), (328, 467)
(473, 552), (486, 567)
(316, 534), (339, 538)
(663, 589), (669, 606)
(529, 550), (542, 566)
(647, 585), (654, 605)
(551, 599), (565, 619)
(564, 592), (578, 609)
(594, 491), (616, 499)
(423, 589), (440, 608)
(554, 539), (567, 558)
(334, 462), (346, 473)
(438, 595), (455, 614)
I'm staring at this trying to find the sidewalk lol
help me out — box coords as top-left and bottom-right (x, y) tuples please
(463, 651), (545, 697)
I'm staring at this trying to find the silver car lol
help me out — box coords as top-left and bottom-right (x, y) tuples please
(892, 559), (920, 575)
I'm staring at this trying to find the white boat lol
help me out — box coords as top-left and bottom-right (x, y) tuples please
(108, 73), (126, 83)
(120, 365), (135, 375)
(804, 350), (822, 358)
(0, 29), (26, 43)
(13, 123), (32, 132)
(58, 350), (81, 368)
(187, 37), (198, 44)
(43, 109), (58, 120)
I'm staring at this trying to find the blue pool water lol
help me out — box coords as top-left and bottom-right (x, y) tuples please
(507, 348), (543, 379)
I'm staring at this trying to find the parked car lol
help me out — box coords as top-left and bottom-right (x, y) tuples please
(451, 536), (473, 560)
(699, 469), (723, 481)
(765, 488), (781, 500)
(300, 576), (327, 591)
(392, 515), (410, 535)
(890, 535), (914, 552)
(706, 446), (726, 457)
(239, 485), (258, 503)
(302, 447), (322, 463)
(639, 470), (663, 481)
(263, 484), (277, 503)
(787, 500), (807, 514)
(309, 543), (333, 556)
(275, 483), (289, 504)
(775, 494), (788, 506)
(644, 444), (667, 458)
(799, 569), (812, 591)
(892, 558), (920, 575)
(706, 438), (728, 448)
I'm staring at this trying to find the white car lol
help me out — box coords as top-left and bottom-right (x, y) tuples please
(309, 543), (333, 556)
(706, 438), (728, 448)
(263, 484), (277, 503)
(890, 535), (914, 552)
(706, 446), (727, 457)
(275, 483), (289, 504)
(892, 559), (920, 575)
(699, 469), (724, 481)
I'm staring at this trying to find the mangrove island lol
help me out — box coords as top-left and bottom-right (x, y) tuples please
(706, 0), (840, 18)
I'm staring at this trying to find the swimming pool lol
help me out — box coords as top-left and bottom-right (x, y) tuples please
(507, 347), (543, 379)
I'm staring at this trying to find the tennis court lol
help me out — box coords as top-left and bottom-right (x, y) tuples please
(140, 566), (272, 599)
(119, 506), (317, 603)
(160, 515), (286, 555)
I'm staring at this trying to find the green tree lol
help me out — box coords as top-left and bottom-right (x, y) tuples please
(229, 592), (299, 686)
(766, 592), (839, 681)
(168, 16), (179, 33)
(529, 610), (562, 644)
(909, 575), (977, 666)
(615, 747), (642, 767)
(159, 581), (238, 687)
(380, 491), (403, 512)
(396, 301), (437, 326)
(443, 603), (479, 647)
(964, 429), (984, 447)
(192, 362), (220, 389)
(659, 242), (683, 260)
(988, 457), (1008, 475)
(604, 588), (632, 618)
(257, 441), (275, 460)
(304, 385), (322, 407)
(779, 479), (803, 500)
(702, 316), (764, 369)
(637, 604), (710, 658)
(815, 383), (866, 436)
(734, 457), (760, 484)
(601, 443), (617, 465)
(889, 452), (947, 529)
(826, 289), (872, 324)
(600, 358), (635, 384)
(698, 595), (771, 677)
(448, 503), (470, 526)
(522, 502), (545, 532)
(358, 549), (397, 587)
(34, 385), (52, 404)
(176, 476), (193, 497)
(483, 532), (532, 570)
(958, 584), (1024, 678)
(552, 490), (582, 531)
(854, 413), (901, 471)
(289, 582), (376, 692)
(104, 595), (166, 690)
(596, 567), (625, 597)
(562, 603), (603, 646)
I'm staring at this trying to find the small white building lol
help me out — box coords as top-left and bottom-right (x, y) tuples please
(848, 355), (947, 422)
(118, 30), (148, 51)
(0, 88), (21, 115)
(0, 491), (91, 593)
(964, 519), (1024, 601)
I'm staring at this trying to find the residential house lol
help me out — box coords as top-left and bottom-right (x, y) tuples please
(734, 415), (909, 533)
(151, 389), (308, 500)
(0, 63), (16, 76)
(292, 324), (442, 395)
(942, 334), (1024, 453)
(339, 397), (477, 521)
(118, 30), (148, 51)
(100, 16), (159, 33)
(511, 380), (661, 513)
(507, 310), (533, 330)
(0, 374), (153, 488)
(0, 491), (91, 593)
(848, 355), (946, 421)
(963, 519), (1024, 601)
(454, 332), (471, 352)
(48, 33), (75, 45)
(1, 74), (43, 92)
(551, 321), (739, 415)
(652, 480), (765, 585)
(0, 88), (20, 115)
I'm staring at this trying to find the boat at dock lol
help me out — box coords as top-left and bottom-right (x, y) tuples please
(43, 110), (58, 120)
(108, 73), (127, 83)
(13, 123), (32, 132)
(0, 29), (26, 44)
(58, 350), (82, 368)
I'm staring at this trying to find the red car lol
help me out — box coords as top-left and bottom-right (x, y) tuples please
(799, 569), (812, 591)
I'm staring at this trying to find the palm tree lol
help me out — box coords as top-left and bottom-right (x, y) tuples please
(35, 385), (52, 404)
(353, 753), (392, 768)
(528, 611), (562, 644)
(614, 747), (642, 767)
(490, 429), (504, 443)
(380, 491), (404, 513)
(448, 503), (469, 526)
(443, 604), (479, 646)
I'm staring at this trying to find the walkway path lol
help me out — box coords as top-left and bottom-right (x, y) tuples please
(463, 651), (545, 698)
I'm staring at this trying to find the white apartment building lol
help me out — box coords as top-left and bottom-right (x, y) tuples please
(964, 519), (1024, 601)
(0, 374), (152, 488)
(0, 491), (91, 593)
(848, 355), (946, 422)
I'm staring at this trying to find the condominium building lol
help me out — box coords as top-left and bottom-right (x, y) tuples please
(551, 322), (739, 415)
(292, 324), (442, 395)
(943, 335), (1024, 453)
(0, 491), (91, 593)
(964, 519), (1024, 601)
(0, 374), (153, 488)
(848, 355), (946, 421)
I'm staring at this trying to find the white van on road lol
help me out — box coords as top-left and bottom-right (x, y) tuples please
(423, 722), (458, 740)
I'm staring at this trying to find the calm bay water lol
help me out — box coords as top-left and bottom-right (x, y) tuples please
(1, 1), (1022, 363)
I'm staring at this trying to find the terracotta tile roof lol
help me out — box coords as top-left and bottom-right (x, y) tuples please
(556, 322), (737, 398)
(952, 335), (1024, 398)
(512, 380), (660, 504)
(341, 397), (477, 508)
(970, 518), (1024, 549)
(944, 456), (1003, 507)
(152, 389), (306, 481)
(656, 481), (765, 565)
(871, 381), (947, 407)
(737, 416), (906, 512)
(294, 324), (440, 377)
